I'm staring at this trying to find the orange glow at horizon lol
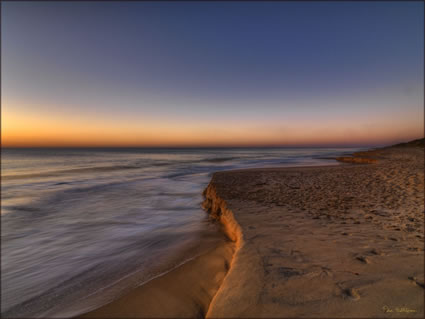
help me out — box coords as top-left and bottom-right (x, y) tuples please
(2, 105), (423, 148)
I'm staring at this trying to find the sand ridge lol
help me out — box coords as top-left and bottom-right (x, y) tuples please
(79, 240), (235, 318)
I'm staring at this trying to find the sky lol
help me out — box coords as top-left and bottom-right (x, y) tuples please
(1, 1), (424, 147)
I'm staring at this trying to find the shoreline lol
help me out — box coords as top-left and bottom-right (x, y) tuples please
(78, 196), (239, 318)
(79, 142), (424, 318)
(79, 241), (235, 318)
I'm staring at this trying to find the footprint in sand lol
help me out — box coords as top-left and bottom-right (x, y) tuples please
(356, 255), (371, 264)
(408, 276), (425, 289)
(343, 288), (361, 301)
(369, 248), (384, 256)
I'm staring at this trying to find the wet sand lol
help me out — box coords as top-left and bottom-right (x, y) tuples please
(79, 241), (235, 318)
(80, 142), (424, 318)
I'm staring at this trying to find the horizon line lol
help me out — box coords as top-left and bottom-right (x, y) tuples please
(3, 137), (423, 149)
(0, 144), (390, 149)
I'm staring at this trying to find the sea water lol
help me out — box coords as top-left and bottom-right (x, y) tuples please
(1, 147), (361, 317)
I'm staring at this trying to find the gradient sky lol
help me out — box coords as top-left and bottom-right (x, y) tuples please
(2, 1), (424, 147)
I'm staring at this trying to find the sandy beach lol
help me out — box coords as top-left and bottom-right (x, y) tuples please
(4, 2), (423, 318)
(79, 241), (235, 318)
(81, 142), (424, 318)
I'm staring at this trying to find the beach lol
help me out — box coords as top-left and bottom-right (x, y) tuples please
(81, 142), (424, 318)
(4, 2), (424, 318)
(204, 143), (424, 318)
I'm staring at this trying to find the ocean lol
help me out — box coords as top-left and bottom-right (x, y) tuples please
(1, 147), (361, 318)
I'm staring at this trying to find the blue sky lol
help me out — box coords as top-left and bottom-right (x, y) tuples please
(2, 1), (424, 147)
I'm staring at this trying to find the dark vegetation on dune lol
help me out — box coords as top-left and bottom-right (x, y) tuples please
(336, 138), (424, 164)
(392, 138), (425, 148)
